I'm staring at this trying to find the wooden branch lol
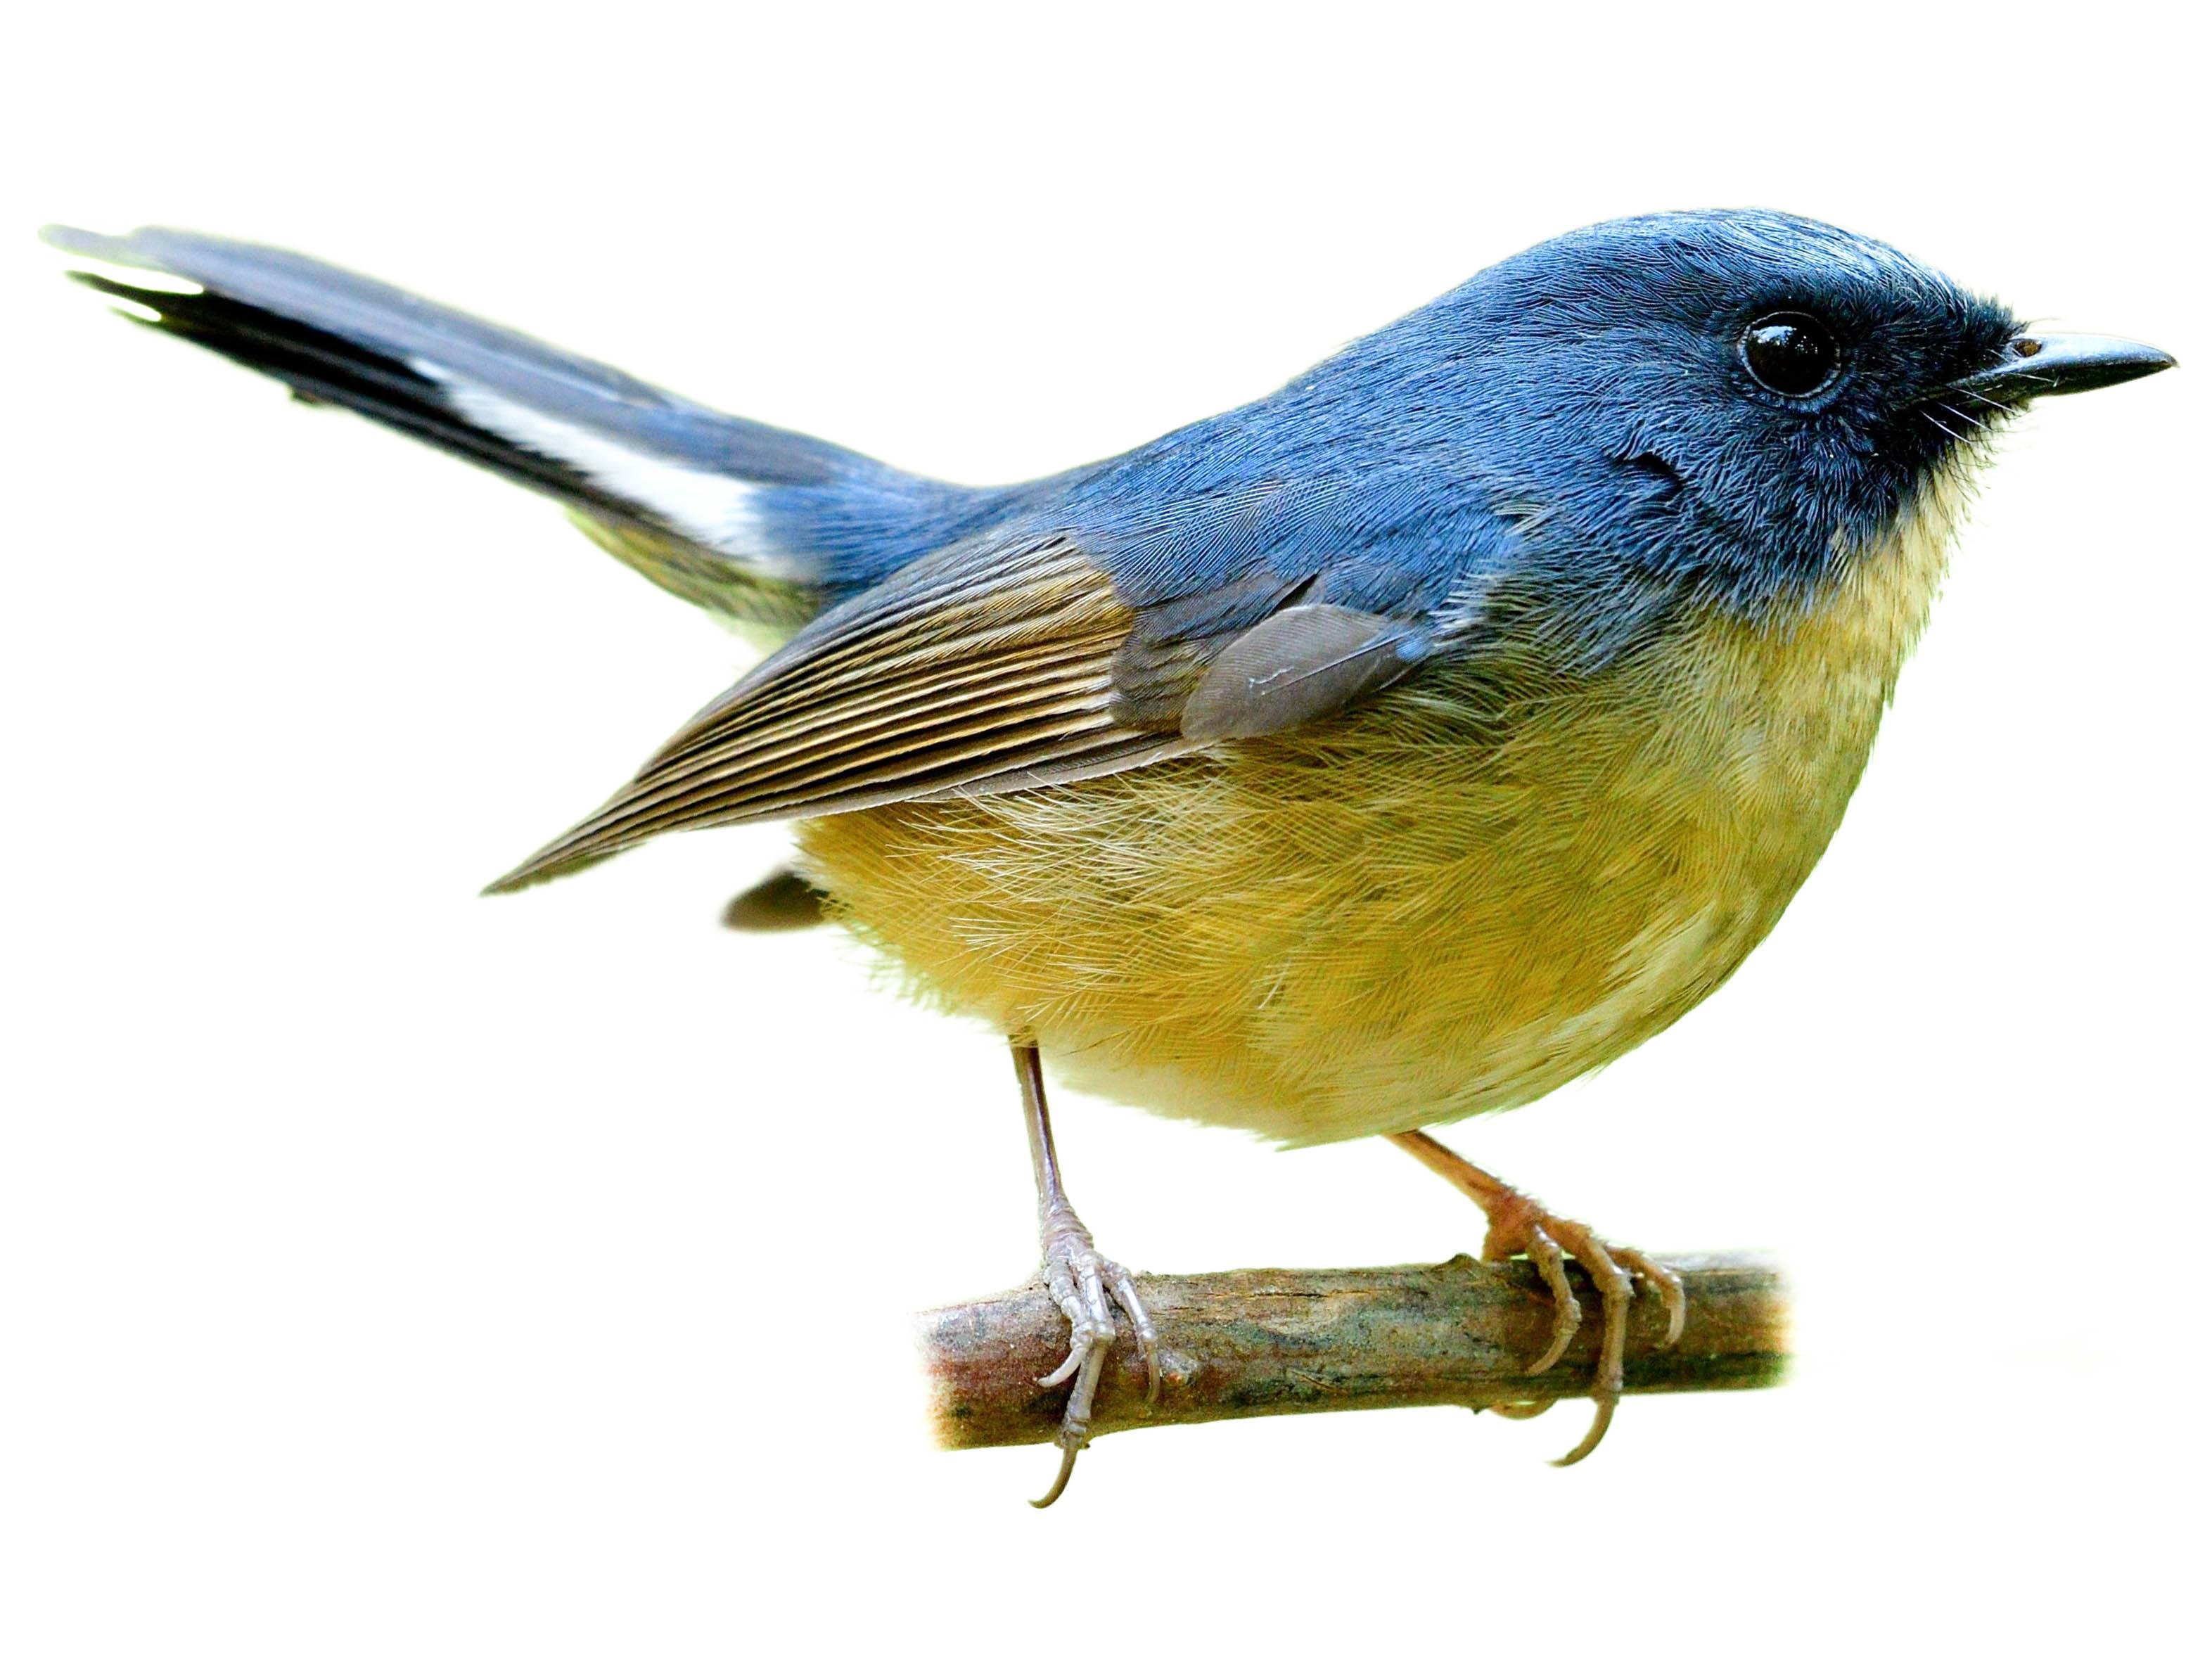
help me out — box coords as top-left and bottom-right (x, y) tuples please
(919, 1252), (1786, 1449)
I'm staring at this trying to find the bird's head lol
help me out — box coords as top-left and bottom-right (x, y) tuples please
(1390, 210), (2173, 614)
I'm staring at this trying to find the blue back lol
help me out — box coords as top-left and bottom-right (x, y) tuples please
(783, 211), (2014, 676)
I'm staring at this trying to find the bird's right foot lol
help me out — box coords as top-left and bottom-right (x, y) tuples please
(1388, 1129), (1685, 1465)
(1030, 1198), (1160, 1507)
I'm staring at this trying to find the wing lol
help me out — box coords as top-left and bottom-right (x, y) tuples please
(486, 489), (1459, 892)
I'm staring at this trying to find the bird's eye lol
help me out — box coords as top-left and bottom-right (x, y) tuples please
(1739, 312), (1841, 397)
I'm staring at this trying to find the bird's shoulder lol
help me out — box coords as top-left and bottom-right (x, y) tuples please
(485, 444), (1607, 890)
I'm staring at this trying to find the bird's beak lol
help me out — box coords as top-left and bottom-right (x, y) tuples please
(1933, 331), (2175, 404)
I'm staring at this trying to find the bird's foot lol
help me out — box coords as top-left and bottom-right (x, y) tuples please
(1030, 1199), (1159, 1508)
(1386, 1129), (1685, 1466)
(1473, 1181), (1687, 1464)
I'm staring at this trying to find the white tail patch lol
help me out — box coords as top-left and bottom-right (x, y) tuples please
(411, 363), (809, 580)
(51, 243), (207, 297)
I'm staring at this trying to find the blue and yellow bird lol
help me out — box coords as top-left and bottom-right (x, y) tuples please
(46, 210), (2172, 1500)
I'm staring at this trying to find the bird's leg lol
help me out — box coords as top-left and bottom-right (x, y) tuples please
(1014, 1037), (1159, 1508)
(1388, 1129), (1687, 1466)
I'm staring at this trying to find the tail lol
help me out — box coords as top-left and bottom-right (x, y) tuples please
(43, 224), (1004, 633)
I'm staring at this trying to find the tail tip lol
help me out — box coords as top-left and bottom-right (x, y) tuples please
(39, 223), (144, 264)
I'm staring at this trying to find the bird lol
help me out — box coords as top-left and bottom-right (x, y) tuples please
(44, 210), (2173, 1503)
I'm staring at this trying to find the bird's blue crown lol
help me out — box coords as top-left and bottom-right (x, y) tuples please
(1040, 210), (2021, 660)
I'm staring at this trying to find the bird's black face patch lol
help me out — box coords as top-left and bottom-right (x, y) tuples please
(1409, 211), (2023, 614)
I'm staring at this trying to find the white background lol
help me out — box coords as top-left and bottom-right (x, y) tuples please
(4, 4), (2204, 1653)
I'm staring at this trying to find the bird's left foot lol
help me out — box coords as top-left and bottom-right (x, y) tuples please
(1388, 1129), (1687, 1465)
(1031, 1198), (1160, 1507)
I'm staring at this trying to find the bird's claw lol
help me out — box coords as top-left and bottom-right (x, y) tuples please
(1030, 1202), (1158, 1508)
(1485, 1398), (1557, 1421)
(1478, 1187), (1686, 1465)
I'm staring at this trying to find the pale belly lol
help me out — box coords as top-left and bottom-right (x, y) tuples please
(798, 508), (1952, 1146)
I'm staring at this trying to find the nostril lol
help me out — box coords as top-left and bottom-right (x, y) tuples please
(2012, 337), (2044, 358)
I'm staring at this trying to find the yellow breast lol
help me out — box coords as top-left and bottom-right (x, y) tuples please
(799, 478), (1964, 1144)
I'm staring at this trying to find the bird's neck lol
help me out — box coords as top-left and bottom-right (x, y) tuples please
(1715, 452), (1975, 712)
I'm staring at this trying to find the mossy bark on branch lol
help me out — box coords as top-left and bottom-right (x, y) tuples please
(919, 1252), (1786, 1450)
